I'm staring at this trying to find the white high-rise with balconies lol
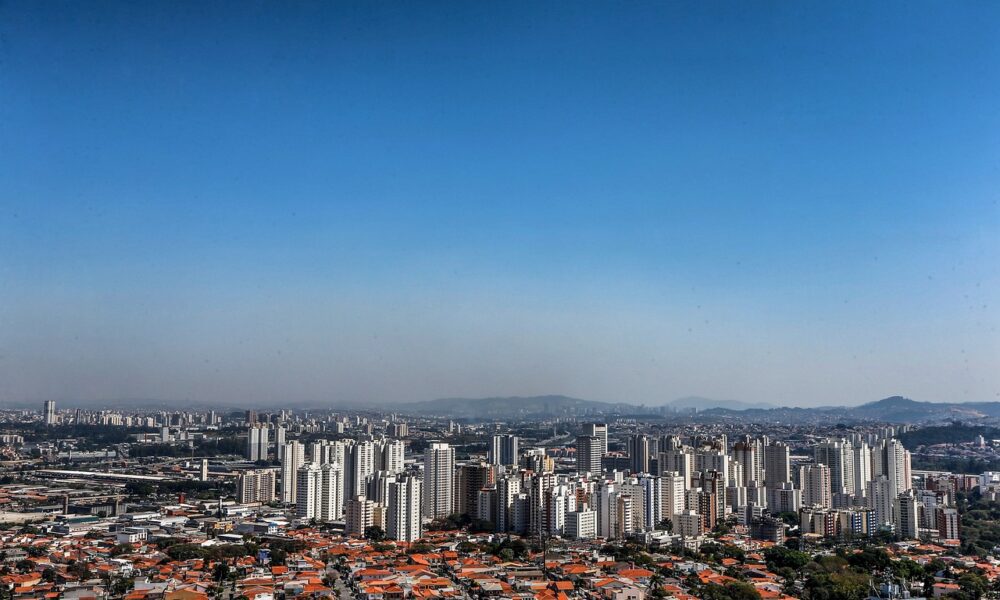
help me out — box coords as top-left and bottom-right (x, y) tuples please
(238, 468), (277, 504)
(281, 441), (305, 504)
(382, 439), (405, 474)
(387, 473), (422, 542)
(247, 424), (269, 462)
(800, 463), (832, 508)
(422, 442), (455, 519)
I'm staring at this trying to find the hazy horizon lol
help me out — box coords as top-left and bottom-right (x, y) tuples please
(2, 2), (998, 408)
(0, 393), (985, 413)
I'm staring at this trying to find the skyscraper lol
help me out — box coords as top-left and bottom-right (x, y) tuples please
(894, 490), (920, 539)
(346, 495), (377, 536)
(387, 473), (422, 542)
(454, 463), (494, 517)
(346, 440), (375, 499)
(874, 438), (911, 500)
(381, 439), (405, 474)
(488, 434), (520, 467)
(851, 441), (872, 498)
(629, 434), (651, 474)
(246, 424), (269, 462)
(584, 423), (608, 455)
(814, 439), (854, 496)
(43, 400), (57, 426)
(800, 463), (832, 508)
(237, 468), (277, 504)
(764, 441), (791, 488)
(422, 442), (455, 519)
(576, 435), (602, 475)
(295, 462), (344, 521)
(280, 441), (305, 504)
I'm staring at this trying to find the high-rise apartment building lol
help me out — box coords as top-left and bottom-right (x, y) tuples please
(346, 440), (375, 499)
(576, 435), (603, 475)
(387, 473), (422, 542)
(422, 442), (455, 519)
(800, 464), (832, 508)
(295, 463), (344, 521)
(867, 475), (894, 528)
(629, 434), (651, 475)
(43, 400), (57, 426)
(763, 441), (791, 487)
(874, 438), (911, 499)
(936, 507), (959, 540)
(381, 439), (405, 474)
(660, 472), (687, 524)
(454, 463), (494, 518)
(583, 423), (608, 455)
(851, 441), (872, 498)
(768, 482), (801, 514)
(237, 468), (277, 504)
(280, 441), (305, 504)
(660, 449), (694, 486)
(346, 495), (377, 536)
(246, 424), (269, 462)
(814, 439), (854, 496)
(894, 491), (920, 540)
(488, 434), (520, 467)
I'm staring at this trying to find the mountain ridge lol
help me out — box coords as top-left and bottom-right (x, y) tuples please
(391, 394), (1000, 423)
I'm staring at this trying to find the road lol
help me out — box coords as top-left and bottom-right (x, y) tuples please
(327, 566), (354, 600)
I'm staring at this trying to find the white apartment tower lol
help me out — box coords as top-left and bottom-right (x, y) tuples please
(800, 463), (832, 508)
(488, 434), (520, 467)
(247, 424), (269, 462)
(874, 438), (911, 499)
(345, 495), (377, 536)
(382, 439), (405, 474)
(422, 442), (455, 519)
(237, 468), (277, 504)
(43, 400), (57, 426)
(281, 441), (305, 504)
(387, 473), (422, 542)
(584, 423), (609, 455)
(295, 462), (344, 521)
(814, 439), (854, 496)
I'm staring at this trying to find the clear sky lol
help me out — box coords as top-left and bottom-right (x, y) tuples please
(1, 1), (998, 408)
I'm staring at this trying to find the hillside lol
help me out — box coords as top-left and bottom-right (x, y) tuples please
(393, 395), (649, 419)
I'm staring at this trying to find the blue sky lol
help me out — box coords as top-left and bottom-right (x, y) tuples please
(1, 1), (997, 407)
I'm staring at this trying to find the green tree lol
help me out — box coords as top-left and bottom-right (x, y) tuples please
(958, 572), (988, 600)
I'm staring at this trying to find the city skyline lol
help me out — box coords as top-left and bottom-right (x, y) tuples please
(2, 2), (998, 407)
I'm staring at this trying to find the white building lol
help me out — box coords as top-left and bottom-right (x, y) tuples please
(237, 468), (277, 504)
(422, 442), (455, 519)
(566, 509), (597, 539)
(387, 473), (422, 542)
(247, 424), (269, 462)
(345, 495), (377, 536)
(676, 509), (704, 537)
(281, 441), (305, 504)
(800, 464), (832, 508)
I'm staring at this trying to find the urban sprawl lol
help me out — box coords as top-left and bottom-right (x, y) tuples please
(2, 401), (1000, 600)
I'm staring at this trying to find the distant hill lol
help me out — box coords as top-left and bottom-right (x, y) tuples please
(393, 395), (650, 419)
(698, 396), (1000, 424)
(669, 396), (778, 411)
(392, 394), (1000, 423)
